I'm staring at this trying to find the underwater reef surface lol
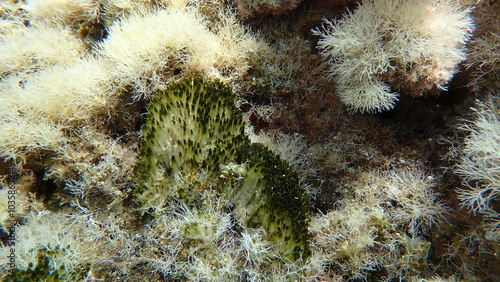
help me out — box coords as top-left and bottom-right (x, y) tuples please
(0, 0), (499, 281)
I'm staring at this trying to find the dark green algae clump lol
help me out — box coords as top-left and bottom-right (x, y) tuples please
(135, 77), (310, 261)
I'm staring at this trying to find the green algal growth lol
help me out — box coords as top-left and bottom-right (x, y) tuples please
(135, 77), (247, 205)
(135, 78), (310, 261)
(235, 143), (311, 260)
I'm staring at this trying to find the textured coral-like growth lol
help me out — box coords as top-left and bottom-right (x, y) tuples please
(136, 78), (310, 261)
(313, 0), (474, 113)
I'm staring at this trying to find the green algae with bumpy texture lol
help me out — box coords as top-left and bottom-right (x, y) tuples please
(135, 77), (310, 261)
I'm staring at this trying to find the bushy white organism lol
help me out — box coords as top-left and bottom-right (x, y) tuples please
(239, 229), (272, 266)
(98, 6), (259, 99)
(0, 210), (99, 277)
(0, 189), (10, 232)
(0, 57), (113, 159)
(168, 202), (233, 249)
(380, 168), (450, 234)
(336, 79), (395, 113)
(310, 165), (446, 280)
(150, 200), (258, 280)
(99, 8), (214, 94)
(0, 110), (65, 160)
(0, 186), (27, 232)
(466, 1), (500, 91)
(12, 58), (111, 119)
(456, 96), (500, 239)
(102, 0), (166, 18)
(468, 32), (500, 91)
(0, 7), (116, 160)
(1, 1), (31, 34)
(313, 0), (474, 113)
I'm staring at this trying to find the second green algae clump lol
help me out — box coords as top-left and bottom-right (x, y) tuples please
(135, 78), (310, 261)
